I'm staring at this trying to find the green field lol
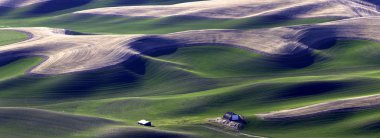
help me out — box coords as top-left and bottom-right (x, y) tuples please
(0, 0), (340, 35)
(0, 30), (28, 46)
(0, 15), (339, 34)
(0, 39), (380, 137)
(0, 57), (43, 81)
(1, 1), (380, 137)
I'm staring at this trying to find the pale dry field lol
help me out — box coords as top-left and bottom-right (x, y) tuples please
(75, 0), (380, 19)
(2, 16), (380, 76)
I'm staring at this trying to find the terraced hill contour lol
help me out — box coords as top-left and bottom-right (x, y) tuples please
(1, 0), (380, 138)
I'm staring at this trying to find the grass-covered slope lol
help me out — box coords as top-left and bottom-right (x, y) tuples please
(0, 0), (344, 35)
(0, 30), (28, 46)
(1, 1), (380, 137)
(0, 15), (339, 34)
(0, 57), (43, 81)
(0, 107), (197, 138)
(0, 107), (119, 138)
(1, 40), (380, 137)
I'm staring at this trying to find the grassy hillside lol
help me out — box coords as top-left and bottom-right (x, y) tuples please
(0, 57), (43, 81)
(0, 40), (380, 137)
(0, 0), (341, 35)
(0, 15), (339, 34)
(0, 30), (28, 46)
(1, 1), (380, 137)
(0, 107), (119, 138)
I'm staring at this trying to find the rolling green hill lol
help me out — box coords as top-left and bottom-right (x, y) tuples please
(0, 57), (43, 81)
(0, 1), (340, 35)
(0, 0), (341, 35)
(1, 39), (380, 137)
(0, 14), (339, 34)
(1, 1), (380, 138)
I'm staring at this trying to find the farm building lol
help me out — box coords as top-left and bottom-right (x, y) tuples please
(223, 112), (246, 123)
(137, 120), (152, 126)
(208, 112), (247, 130)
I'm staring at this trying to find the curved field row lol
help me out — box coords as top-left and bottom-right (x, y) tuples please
(38, 41), (380, 137)
(1, 16), (380, 75)
(0, 27), (141, 75)
(256, 94), (380, 120)
(0, 13), (340, 34)
(74, 0), (380, 19)
(1, 2), (380, 137)
(2, 40), (380, 137)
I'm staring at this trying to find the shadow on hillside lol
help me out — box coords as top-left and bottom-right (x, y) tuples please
(22, 0), (93, 15)
(0, 38), (216, 99)
(43, 55), (146, 99)
(297, 27), (339, 50)
(237, 3), (331, 28)
(274, 81), (354, 99)
(272, 3), (327, 18)
(362, 0), (380, 11)
(0, 55), (24, 67)
(0, 48), (46, 66)
(130, 36), (180, 57)
(359, 118), (380, 131)
(111, 0), (200, 6)
(0, 54), (146, 99)
(64, 30), (96, 35)
(267, 52), (315, 69)
(0, 7), (12, 16)
(0, 35), (319, 99)
(130, 35), (317, 69)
